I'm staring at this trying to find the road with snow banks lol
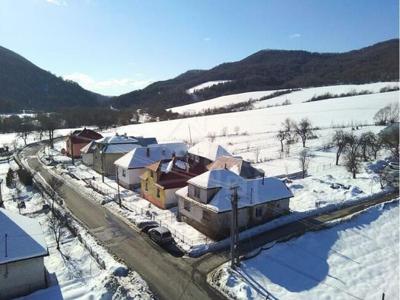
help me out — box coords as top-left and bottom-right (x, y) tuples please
(18, 142), (398, 300)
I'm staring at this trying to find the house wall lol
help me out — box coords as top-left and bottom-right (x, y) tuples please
(140, 171), (166, 209)
(66, 138), (89, 158)
(93, 150), (126, 177)
(0, 257), (47, 299)
(117, 167), (144, 190)
(164, 188), (180, 208)
(82, 153), (93, 166)
(178, 196), (290, 240)
(188, 184), (219, 204)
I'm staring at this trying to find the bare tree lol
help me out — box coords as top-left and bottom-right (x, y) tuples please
(374, 102), (399, 125)
(295, 118), (313, 148)
(332, 130), (351, 165)
(380, 124), (399, 158)
(17, 120), (34, 146)
(254, 147), (261, 163)
(234, 126), (240, 136)
(298, 149), (311, 178)
(221, 127), (228, 137)
(281, 118), (297, 155)
(276, 130), (288, 153)
(360, 131), (376, 161)
(344, 134), (362, 179)
(207, 132), (216, 142)
(37, 113), (61, 148)
(48, 212), (68, 251)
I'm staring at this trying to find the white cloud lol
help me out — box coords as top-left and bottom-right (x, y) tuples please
(45, 0), (67, 6)
(63, 73), (153, 96)
(289, 33), (301, 39)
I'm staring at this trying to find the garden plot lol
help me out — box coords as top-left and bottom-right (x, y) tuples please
(209, 201), (399, 300)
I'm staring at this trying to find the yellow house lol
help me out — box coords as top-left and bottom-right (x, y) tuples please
(140, 159), (197, 209)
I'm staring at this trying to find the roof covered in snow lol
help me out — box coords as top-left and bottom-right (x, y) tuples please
(207, 156), (264, 179)
(188, 141), (231, 161)
(0, 209), (48, 264)
(114, 143), (188, 169)
(95, 135), (158, 154)
(184, 169), (293, 212)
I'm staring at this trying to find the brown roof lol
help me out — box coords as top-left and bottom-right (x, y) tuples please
(207, 155), (264, 179)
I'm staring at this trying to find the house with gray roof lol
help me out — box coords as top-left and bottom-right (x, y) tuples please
(114, 142), (188, 189)
(0, 209), (48, 299)
(176, 168), (293, 240)
(91, 134), (158, 177)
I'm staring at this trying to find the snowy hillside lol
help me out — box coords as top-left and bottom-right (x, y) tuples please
(108, 90), (398, 143)
(210, 201), (399, 300)
(186, 80), (232, 94)
(170, 82), (398, 114)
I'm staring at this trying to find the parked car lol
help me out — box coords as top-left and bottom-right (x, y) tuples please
(137, 220), (159, 233)
(148, 226), (173, 245)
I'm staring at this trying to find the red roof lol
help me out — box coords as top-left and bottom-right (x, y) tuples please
(69, 128), (103, 143)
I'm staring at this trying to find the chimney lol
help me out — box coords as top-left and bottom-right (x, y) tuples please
(124, 132), (127, 136)
(116, 132), (119, 136)
(146, 147), (150, 157)
(262, 173), (265, 185)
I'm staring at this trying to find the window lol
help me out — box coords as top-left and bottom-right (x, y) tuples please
(184, 201), (191, 212)
(157, 188), (160, 198)
(255, 207), (262, 217)
(145, 181), (148, 191)
(122, 169), (126, 177)
(151, 171), (154, 179)
(194, 186), (201, 198)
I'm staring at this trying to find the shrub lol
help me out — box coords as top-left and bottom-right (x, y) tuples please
(17, 168), (33, 186)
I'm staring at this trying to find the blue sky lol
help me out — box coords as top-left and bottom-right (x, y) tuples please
(0, 0), (398, 96)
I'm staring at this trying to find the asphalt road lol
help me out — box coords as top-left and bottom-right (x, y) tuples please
(18, 142), (399, 300)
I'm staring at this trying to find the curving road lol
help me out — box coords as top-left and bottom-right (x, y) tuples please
(18, 142), (399, 300)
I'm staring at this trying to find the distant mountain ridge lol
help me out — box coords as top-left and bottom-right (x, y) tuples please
(0, 45), (108, 113)
(114, 39), (399, 114)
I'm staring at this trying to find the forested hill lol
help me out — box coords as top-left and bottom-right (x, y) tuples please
(113, 39), (399, 114)
(0, 45), (107, 113)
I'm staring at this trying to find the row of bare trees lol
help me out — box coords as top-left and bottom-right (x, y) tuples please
(332, 127), (399, 178)
(276, 118), (315, 154)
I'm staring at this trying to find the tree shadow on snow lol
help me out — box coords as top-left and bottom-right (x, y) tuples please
(241, 202), (398, 294)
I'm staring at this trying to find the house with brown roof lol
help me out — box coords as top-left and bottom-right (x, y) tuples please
(66, 128), (103, 158)
(140, 157), (203, 209)
(207, 155), (265, 179)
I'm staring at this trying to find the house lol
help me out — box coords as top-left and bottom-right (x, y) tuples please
(188, 141), (231, 172)
(207, 155), (264, 179)
(0, 209), (48, 299)
(66, 128), (103, 158)
(140, 158), (203, 209)
(176, 169), (293, 240)
(92, 134), (158, 177)
(114, 142), (188, 189)
(80, 140), (97, 166)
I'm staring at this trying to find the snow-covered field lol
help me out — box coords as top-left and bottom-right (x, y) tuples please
(210, 200), (399, 300)
(186, 80), (232, 94)
(170, 82), (398, 114)
(0, 161), (153, 300)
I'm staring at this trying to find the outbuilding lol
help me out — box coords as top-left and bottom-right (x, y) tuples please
(0, 209), (48, 299)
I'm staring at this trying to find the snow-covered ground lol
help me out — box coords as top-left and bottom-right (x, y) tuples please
(186, 80), (232, 94)
(209, 200), (399, 300)
(110, 89), (398, 145)
(170, 82), (398, 114)
(0, 161), (153, 300)
(0, 128), (87, 150)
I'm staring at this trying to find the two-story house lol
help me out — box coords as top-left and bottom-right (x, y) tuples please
(114, 142), (188, 189)
(176, 168), (293, 240)
(188, 141), (231, 172)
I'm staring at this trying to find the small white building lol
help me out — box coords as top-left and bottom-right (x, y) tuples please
(114, 142), (188, 189)
(80, 140), (97, 166)
(0, 209), (48, 299)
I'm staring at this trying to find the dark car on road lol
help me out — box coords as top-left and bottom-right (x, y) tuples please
(137, 220), (159, 233)
(148, 226), (173, 245)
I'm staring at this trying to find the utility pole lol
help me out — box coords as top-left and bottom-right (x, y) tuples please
(70, 137), (75, 165)
(230, 186), (239, 268)
(5, 233), (8, 257)
(0, 178), (3, 208)
(101, 149), (105, 183)
(188, 125), (192, 146)
(116, 169), (121, 207)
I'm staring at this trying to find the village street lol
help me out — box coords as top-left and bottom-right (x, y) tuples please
(18, 142), (398, 300)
